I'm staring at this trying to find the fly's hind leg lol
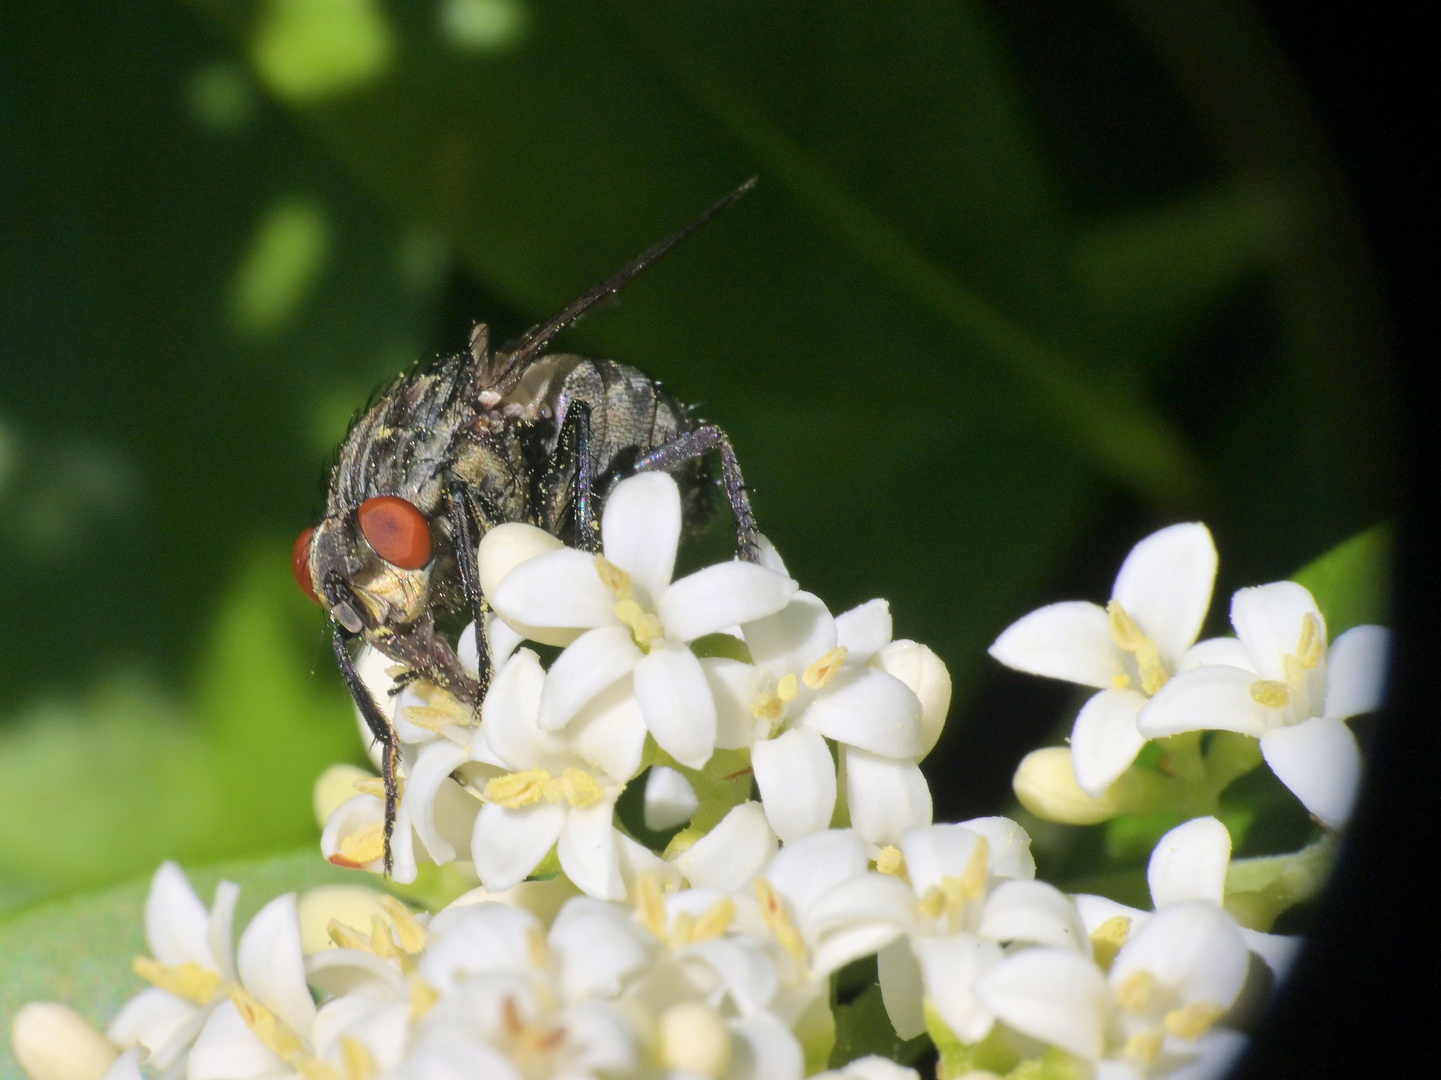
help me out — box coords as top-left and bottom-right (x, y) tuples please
(551, 401), (599, 552)
(333, 630), (399, 876)
(633, 425), (760, 562)
(447, 492), (491, 697)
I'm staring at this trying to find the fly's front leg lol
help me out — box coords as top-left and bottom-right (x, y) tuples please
(333, 630), (399, 876)
(634, 425), (760, 562)
(557, 400), (599, 552)
(447, 492), (490, 696)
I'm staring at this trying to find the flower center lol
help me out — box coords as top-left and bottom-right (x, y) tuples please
(1089, 915), (1131, 971)
(483, 767), (605, 809)
(916, 837), (989, 932)
(876, 845), (907, 878)
(1117, 969), (1157, 1012)
(1107, 601), (1169, 695)
(754, 877), (808, 966)
(1165, 1001), (1226, 1039)
(1248, 612), (1324, 717)
(802, 646), (848, 690)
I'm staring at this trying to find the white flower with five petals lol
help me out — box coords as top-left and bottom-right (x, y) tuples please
(989, 523), (1218, 798)
(486, 472), (798, 770)
(1138, 581), (1388, 828)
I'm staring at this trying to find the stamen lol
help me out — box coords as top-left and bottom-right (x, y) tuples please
(1249, 679), (1290, 708)
(635, 873), (668, 938)
(368, 914), (401, 962)
(1282, 654), (1306, 693)
(594, 555), (632, 599)
(876, 845), (906, 878)
(132, 957), (223, 1004)
(1117, 969), (1157, 1012)
(340, 1037), (376, 1080)
(1296, 613), (1323, 670)
(1165, 1001), (1226, 1039)
(378, 895), (427, 954)
(669, 910), (696, 946)
(327, 919), (374, 954)
(777, 673), (799, 702)
(484, 768), (552, 808)
(754, 878), (807, 964)
(560, 768), (605, 808)
(336, 823), (386, 866)
(1089, 915), (1131, 971)
(1123, 1027), (1165, 1064)
(409, 977), (439, 1020)
(692, 897), (736, 942)
(231, 985), (305, 1061)
(802, 647), (848, 690)
(750, 690), (784, 722)
(917, 886), (946, 922)
(613, 598), (664, 647)
(1112, 674), (1132, 690)
(1108, 601), (1169, 694)
(959, 836), (990, 899)
(352, 777), (386, 799)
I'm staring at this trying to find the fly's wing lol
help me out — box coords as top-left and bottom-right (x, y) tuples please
(473, 178), (757, 396)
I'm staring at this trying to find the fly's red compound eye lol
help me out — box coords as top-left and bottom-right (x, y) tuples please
(358, 496), (432, 569)
(293, 527), (321, 604)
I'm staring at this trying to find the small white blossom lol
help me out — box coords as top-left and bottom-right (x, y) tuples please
(1139, 582), (1388, 828)
(990, 524), (1218, 797)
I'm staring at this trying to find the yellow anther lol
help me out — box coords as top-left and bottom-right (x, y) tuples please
(803, 647), (849, 690)
(337, 823), (386, 866)
(614, 598), (664, 647)
(754, 878), (807, 964)
(1137, 646), (1169, 695)
(692, 897), (736, 942)
(635, 873), (669, 938)
(1249, 679), (1291, 709)
(959, 836), (990, 899)
(777, 673), (799, 702)
(916, 885), (947, 922)
(1117, 969), (1158, 1012)
(369, 914), (401, 962)
(403, 683), (474, 730)
(560, 768), (604, 808)
(670, 910), (696, 946)
(1123, 1027), (1165, 1064)
(1089, 915), (1132, 971)
(594, 555), (632, 599)
(132, 957), (223, 1004)
(1112, 673), (1133, 690)
(485, 768), (552, 808)
(409, 976), (439, 1020)
(339, 1037), (376, 1080)
(751, 690), (785, 722)
(298, 1059), (343, 1080)
(1165, 1001), (1226, 1039)
(1108, 601), (1146, 650)
(876, 845), (907, 878)
(352, 777), (386, 799)
(1296, 613), (1323, 670)
(231, 985), (305, 1061)
(327, 919), (373, 954)
(1108, 601), (1169, 695)
(401, 706), (458, 732)
(378, 895), (427, 954)
(1282, 654), (1306, 693)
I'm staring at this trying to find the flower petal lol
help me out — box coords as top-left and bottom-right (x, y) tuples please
(106, 989), (201, 1067)
(704, 657), (766, 749)
(145, 862), (213, 969)
(899, 824), (986, 896)
(1177, 635), (1254, 674)
(1148, 817), (1231, 908)
(844, 749), (932, 846)
(660, 562), (799, 642)
(558, 799), (626, 901)
(1112, 900), (1248, 1008)
(569, 676), (648, 783)
(958, 816), (1037, 881)
(974, 947), (1109, 1060)
(1070, 688), (1149, 798)
(1240, 929), (1302, 981)
(490, 547), (616, 629)
(801, 669), (923, 759)
(539, 625), (642, 731)
(550, 896), (655, 998)
(1323, 624), (1390, 720)
(726, 1015), (805, 1080)
(419, 902), (541, 989)
(406, 739), (475, 864)
(601, 471), (683, 604)
(915, 933), (1005, 1044)
(835, 599), (893, 664)
(673, 802), (777, 893)
(988, 601), (1123, 689)
(644, 765), (700, 831)
(765, 828), (868, 911)
(480, 649), (564, 770)
(1111, 523), (1217, 668)
(877, 938), (926, 1040)
(634, 643), (718, 769)
(471, 801), (566, 893)
(1230, 581), (1326, 682)
(752, 728), (837, 843)
(871, 640), (951, 757)
(1137, 664), (1272, 738)
(979, 880), (1088, 952)
(236, 892), (315, 1036)
(1260, 716), (1361, 829)
(742, 592), (836, 677)
(187, 1000), (285, 1080)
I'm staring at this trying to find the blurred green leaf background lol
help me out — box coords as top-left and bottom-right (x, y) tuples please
(0, 0), (1392, 916)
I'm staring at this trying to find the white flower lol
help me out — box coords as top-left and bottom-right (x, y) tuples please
(486, 471), (798, 770)
(1139, 581), (1389, 828)
(975, 900), (1249, 1076)
(1072, 816), (1302, 981)
(743, 593), (933, 845)
(990, 524), (1218, 797)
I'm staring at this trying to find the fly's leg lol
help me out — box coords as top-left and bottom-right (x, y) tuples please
(333, 630), (399, 876)
(633, 425), (760, 562)
(447, 492), (490, 697)
(552, 401), (599, 551)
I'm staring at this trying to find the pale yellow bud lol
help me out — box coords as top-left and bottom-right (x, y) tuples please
(299, 885), (393, 954)
(313, 764), (376, 828)
(872, 640), (951, 756)
(11, 1003), (118, 1080)
(658, 1003), (732, 1077)
(1013, 747), (1123, 825)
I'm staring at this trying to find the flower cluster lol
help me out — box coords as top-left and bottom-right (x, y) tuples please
(11, 481), (1389, 1080)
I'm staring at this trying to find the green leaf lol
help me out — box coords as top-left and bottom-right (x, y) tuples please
(1291, 522), (1392, 636)
(0, 847), (354, 1080)
(830, 981), (930, 1069)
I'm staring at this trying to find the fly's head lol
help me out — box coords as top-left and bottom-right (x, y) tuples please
(294, 495), (436, 645)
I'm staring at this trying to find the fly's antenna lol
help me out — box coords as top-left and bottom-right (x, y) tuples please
(482, 178), (757, 390)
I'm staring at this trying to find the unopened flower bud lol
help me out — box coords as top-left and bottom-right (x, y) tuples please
(873, 640), (952, 756)
(11, 1003), (118, 1080)
(313, 763), (375, 828)
(1013, 747), (1122, 824)
(658, 1002), (731, 1077)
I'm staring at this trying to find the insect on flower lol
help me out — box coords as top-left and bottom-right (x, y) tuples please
(294, 181), (763, 871)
